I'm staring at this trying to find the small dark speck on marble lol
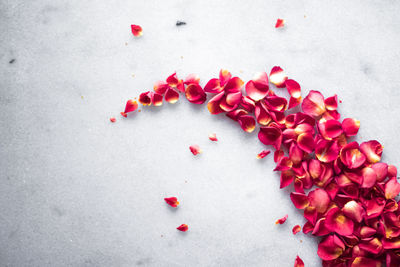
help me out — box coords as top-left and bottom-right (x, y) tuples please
(176, 21), (186, 26)
(9, 59), (15, 64)
(136, 258), (151, 266)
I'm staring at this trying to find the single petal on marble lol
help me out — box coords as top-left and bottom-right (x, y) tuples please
(285, 79), (301, 99)
(110, 117), (116, 123)
(237, 115), (256, 133)
(292, 225), (302, 235)
(177, 224), (188, 232)
(385, 177), (400, 199)
(269, 66), (287, 88)
(342, 118), (360, 137)
(152, 93), (163, 106)
(189, 145), (202, 155)
(204, 78), (223, 93)
(257, 150), (271, 159)
(208, 133), (218, 142)
(164, 88), (179, 104)
(290, 192), (310, 209)
(245, 72), (269, 101)
(360, 140), (383, 164)
(275, 214), (288, 224)
(131, 24), (143, 37)
(317, 234), (345, 261)
(139, 91), (153, 106)
(275, 18), (285, 28)
(153, 81), (170, 94)
(219, 69), (232, 87)
(302, 90), (326, 117)
(342, 200), (365, 223)
(325, 207), (354, 236)
(164, 197), (179, 208)
(124, 99), (139, 113)
(185, 83), (206, 104)
(324, 95), (338, 111)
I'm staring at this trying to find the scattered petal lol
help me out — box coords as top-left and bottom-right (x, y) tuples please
(275, 18), (285, 28)
(177, 224), (188, 232)
(285, 79), (301, 99)
(294, 256), (304, 267)
(152, 93), (163, 106)
(258, 123), (282, 150)
(124, 99), (139, 113)
(292, 225), (301, 235)
(209, 133), (218, 142)
(340, 142), (366, 169)
(324, 95), (338, 111)
(325, 207), (354, 236)
(290, 192), (310, 209)
(185, 84), (206, 104)
(270, 66), (287, 88)
(257, 150), (271, 159)
(165, 88), (180, 104)
(237, 115), (256, 133)
(189, 145), (202, 155)
(342, 118), (360, 137)
(245, 72), (269, 101)
(275, 214), (288, 224)
(131, 24), (143, 37)
(385, 177), (400, 199)
(110, 117), (116, 123)
(120, 112), (127, 118)
(139, 91), (153, 106)
(317, 235), (345, 261)
(360, 140), (383, 164)
(164, 197), (179, 207)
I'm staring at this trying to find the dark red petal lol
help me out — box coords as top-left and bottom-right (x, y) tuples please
(164, 197), (180, 207)
(324, 95), (338, 111)
(342, 118), (360, 137)
(152, 93), (163, 106)
(185, 84), (206, 104)
(131, 24), (143, 37)
(165, 88), (180, 104)
(290, 192), (310, 209)
(219, 69), (232, 87)
(139, 91), (153, 106)
(177, 224), (188, 232)
(124, 99), (139, 113)
(317, 235), (345, 261)
(294, 255), (304, 267)
(258, 124), (282, 150)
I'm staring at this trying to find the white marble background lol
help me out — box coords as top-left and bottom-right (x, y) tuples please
(1, 0), (400, 266)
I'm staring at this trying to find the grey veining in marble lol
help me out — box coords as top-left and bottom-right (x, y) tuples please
(1, 0), (400, 266)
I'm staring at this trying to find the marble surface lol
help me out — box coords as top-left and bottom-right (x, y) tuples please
(1, 0), (400, 266)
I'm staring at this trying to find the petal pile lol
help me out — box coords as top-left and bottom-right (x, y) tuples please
(120, 67), (399, 266)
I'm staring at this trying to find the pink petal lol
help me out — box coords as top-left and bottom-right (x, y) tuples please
(185, 83), (206, 104)
(385, 177), (400, 199)
(189, 145), (202, 155)
(204, 78), (223, 93)
(165, 88), (179, 104)
(302, 90), (326, 117)
(269, 66), (287, 88)
(219, 69), (232, 87)
(258, 123), (282, 150)
(308, 188), (330, 213)
(245, 72), (269, 101)
(237, 115), (256, 133)
(275, 214), (288, 224)
(317, 234), (345, 261)
(285, 79), (301, 99)
(275, 18), (285, 28)
(342, 118), (360, 137)
(325, 207), (354, 236)
(324, 95), (338, 111)
(360, 140), (383, 164)
(290, 192), (310, 209)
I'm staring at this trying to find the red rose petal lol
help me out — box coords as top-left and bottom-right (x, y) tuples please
(240, 96), (256, 112)
(275, 18), (285, 28)
(189, 145), (202, 155)
(288, 96), (302, 109)
(325, 207), (354, 236)
(208, 133), (218, 142)
(237, 115), (256, 133)
(139, 91), (153, 106)
(164, 197), (180, 207)
(152, 93), (163, 106)
(342, 118), (360, 137)
(131, 24), (143, 37)
(350, 257), (382, 267)
(316, 140), (340, 163)
(177, 224), (188, 232)
(224, 77), (244, 93)
(297, 132), (315, 153)
(258, 123), (282, 150)
(219, 69), (232, 87)
(285, 79), (301, 99)
(184, 74), (200, 85)
(308, 188), (330, 213)
(275, 214), (288, 224)
(185, 84), (206, 104)
(204, 78), (223, 93)
(207, 92), (225, 115)
(385, 177), (400, 199)
(245, 72), (269, 101)
(340, 142), (366, 169)
(290, 192), (310, 209)
(270, 66), (287, 88)
(255, 101), (272, 125)
(110, 117), (116, 123)
(124, 99), (139, 113)
(324, 95), (338, 111)
(120, 112), (127, 118)
(294, 256), (304, 267)
(317, 235), (345, 261)
(292, 225), (301, 235)
(165, 88), (180, 104)
(342, 200), (365, 223)
(360, 140), (383, 164)
(154, 81), (169, 94)
(302, 90), (326, 117)
(257, 150), (271, 159)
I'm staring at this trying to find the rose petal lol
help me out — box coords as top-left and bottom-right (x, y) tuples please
(207, 92), (225, 114)
(325, 207), (354, 236)
(208, 133), (218, 142)
(317, 234), (345, 261)
(388, 164), (397, 178)
(164, 197), (180, 207)
(285, 79), (301, 99)
(264, 95), (288, 112)
(312, 218), (331, 236)
(309, 188), (331, 213)
(292, 225), (301, 235)
(177, 224), (188, 232)
(257, 150), (271, 159)
(152, 93), (163, 106)
(255, 101), (272, 126)
(124, 99), (139, 113)
(219, 69), (232, 87)
(280, 170), (295, 188)
(131, 24), (143, 37)
(274, 149), (284, 163)
(364, 198), (386, 219)
(275, 19), (285, 28)
(360, 226), (377, 238)
(361, 167), (377, 188)
(288, 96), (302, 109)
(324, 95), (338, 111)
(120, 112), (127, 118)
(153, 81), (170, 94)
(226, 108), (248, 121)
(184, 74), (200, 85)
(166, 72), (179, 87)
(358, 238), (382, 255)
(258, 124), (282, 150)
(324, 120), (343, 139)
(269, 66), (287, 88)
(303, 221), (314, 234)
(185, 84), (206, 104)
(342, 118), (360, 137)
(302, 90), (326, 117)
(289, 143), (304, 165)
(237, 115), (256, 133)
(342, 200), (365, 223)
(385, 177), (400, 199)
(110, 117), (116, 123)
(240, 96), (256, 112)
(290, 192), (310, 209)
(371, 162), (388, 182)
(275, 214), (288, 224)
(360, 140), (383, 164)
(297, 133), (315, 153)
(245, 72), (269, 101)
(165, 88), (179, 104)
(340, 142), (366, 169)
(224, 77), (244, 93)
(189, 145), (202, 155)
(351, 257), (382, 267)
(139, 91), (153, 106)
(204, 78), (223, 93)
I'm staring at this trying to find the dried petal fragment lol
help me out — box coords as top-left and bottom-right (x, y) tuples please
(164, 197), (179, 207)
(275, 214), (288, 224)
(177, 224), (188, 232)
(302, 90), (326, 117)
(342, 118), (360, 137)
(340, 142), (366, 169)
(165, 88), (179, 104)
(110, 117), (116, 123)
(317, 235), (345, 261)
(294, 256), (304, 267)
(185, 84), (206, 104)
(124, 99), (139, 113)
(360, 140), (383, 164)
(139, 91), (153, 106)
(275, 18), (285, 28)
(237, 115), (256, 133)
(189, 145), (202, 155)
(325, 207), (354, 236)
(290, 192), (310, 209)
(292, 225), (301, 235)
(208, 133), (218, 142)
(257, 150), (271, 159)
(131, 24), (143, 37)
(385, 177), (400, 199)
(269, 66), (287, 88)
(245, 72), (269, 101)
